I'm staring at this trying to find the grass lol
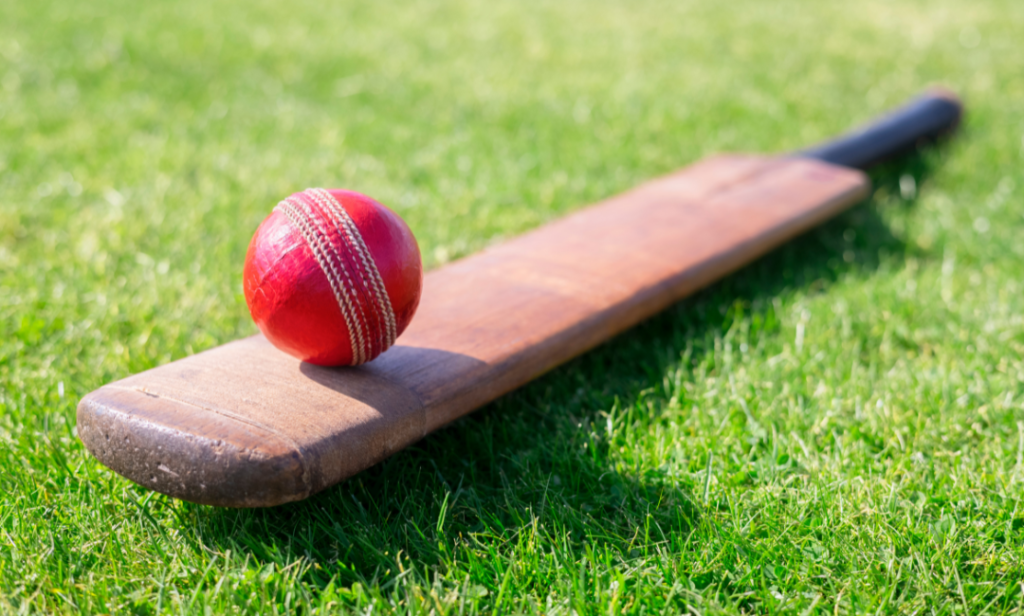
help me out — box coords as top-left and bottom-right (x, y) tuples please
(1, 0), (1023, 612)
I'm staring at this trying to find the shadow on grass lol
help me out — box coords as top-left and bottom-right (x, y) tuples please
(170, 149), (943, 595)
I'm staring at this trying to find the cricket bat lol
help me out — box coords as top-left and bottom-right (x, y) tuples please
(77, 89), (962, 507)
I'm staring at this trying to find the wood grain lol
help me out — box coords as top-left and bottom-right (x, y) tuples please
(77, 155), (870, 507)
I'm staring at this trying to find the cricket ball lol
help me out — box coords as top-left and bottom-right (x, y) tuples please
(243, 188), (422, 366)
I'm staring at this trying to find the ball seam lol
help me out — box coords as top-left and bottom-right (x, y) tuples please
(306, 188), (396, 353)
(286, 194), (373, 364)
(275, 197), (367, 364)
(308, 188), (398, 350)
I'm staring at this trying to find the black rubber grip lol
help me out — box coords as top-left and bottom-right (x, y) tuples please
(799, 88), (963, 170)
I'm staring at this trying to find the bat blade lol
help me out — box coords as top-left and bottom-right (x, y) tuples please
(77, 155), (869, 507)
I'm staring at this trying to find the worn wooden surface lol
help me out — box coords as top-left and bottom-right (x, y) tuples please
(77, 155), (870, 507)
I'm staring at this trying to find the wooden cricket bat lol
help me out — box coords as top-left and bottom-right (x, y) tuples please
(77, 89), (962, 507)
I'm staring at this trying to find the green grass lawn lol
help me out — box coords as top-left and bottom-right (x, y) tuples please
(2, 0), (1023, 612)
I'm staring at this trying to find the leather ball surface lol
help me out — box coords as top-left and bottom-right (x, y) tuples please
(243, 188), (422, 366)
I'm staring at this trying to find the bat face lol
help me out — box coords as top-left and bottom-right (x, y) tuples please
(77, 155), (868, 507)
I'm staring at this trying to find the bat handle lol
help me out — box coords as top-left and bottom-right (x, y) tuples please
(797, 87), (963, 171)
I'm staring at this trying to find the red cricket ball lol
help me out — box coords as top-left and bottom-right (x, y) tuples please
(243, 188), (422, 366)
